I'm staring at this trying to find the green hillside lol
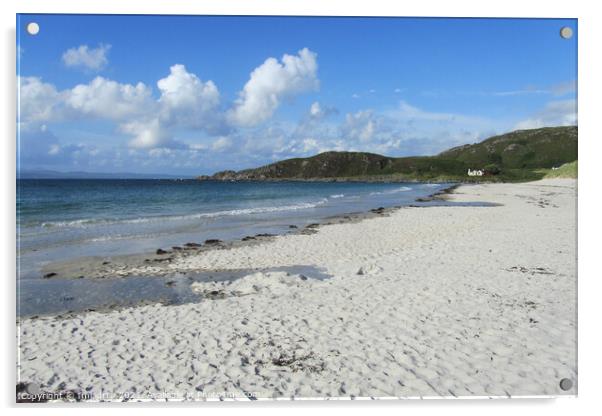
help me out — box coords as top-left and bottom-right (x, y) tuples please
(540, 160), (578, 179)
(438, 126), (577, 169)
(200, 126), (577, 182)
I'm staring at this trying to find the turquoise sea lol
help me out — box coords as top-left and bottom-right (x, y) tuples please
(17, 179), (445, 315)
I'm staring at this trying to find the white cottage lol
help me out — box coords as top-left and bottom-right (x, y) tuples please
(467, 169), (484, 177)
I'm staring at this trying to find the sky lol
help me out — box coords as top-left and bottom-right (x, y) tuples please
(17, 15), (577, 176)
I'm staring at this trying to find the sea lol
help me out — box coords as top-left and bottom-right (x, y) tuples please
(17, 179), (446, 316)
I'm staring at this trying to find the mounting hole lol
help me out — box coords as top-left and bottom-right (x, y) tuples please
(25, 382), (41, 395)
(26, 22), (40, 35)
(559, 378), (573, 391)
(560, 26), (573, 39)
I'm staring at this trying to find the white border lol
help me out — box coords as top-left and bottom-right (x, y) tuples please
(2, 0), (601, 414)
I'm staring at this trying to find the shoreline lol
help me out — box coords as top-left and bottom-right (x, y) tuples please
(37, 182), (462, 282)
(18, 179), (577, 400)
(16, 182), (468, 320)
(195, 176), (522, 184)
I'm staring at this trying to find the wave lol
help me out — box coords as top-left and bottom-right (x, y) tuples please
(88, 233), (153, 243)
(369, 186), (412, 196)
(329, 194), (345, 199)
(41, 199), (329, 229)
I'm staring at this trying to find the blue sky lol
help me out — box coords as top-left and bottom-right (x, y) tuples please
(17, 15), (577, 175)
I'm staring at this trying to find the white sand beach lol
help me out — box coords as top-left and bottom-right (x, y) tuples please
(17, 179), (577, 400)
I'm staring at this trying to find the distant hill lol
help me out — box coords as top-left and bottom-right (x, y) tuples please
(438, 126), (577, 169)
(200, 126), (577, 182)
(18, 170), (193, 180)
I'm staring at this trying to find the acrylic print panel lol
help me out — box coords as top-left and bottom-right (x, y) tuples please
(16, 14), (577, 402)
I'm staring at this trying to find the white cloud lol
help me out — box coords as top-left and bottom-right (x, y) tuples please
(19, 66), (506, 160)
(18, 123), (100, 168)
(148, 148), (174, 158)
(287, 101), (503, 157)
(234, 100), (501, 163)
(20, 50), (318, 151)
(492, 89), (548, 97)
(309, 102), (322, 117)
(551, 80), (576, 96)
(18, 76), (62, 123)
(189, 143), (208, 151)
(19, 69), (225, 150)
(62, 44), (111, 71)
(383, 101), (502, 153)
(19, 76), (153, 124)
(157, 64), (221, 130)
(158, 64), (219, 110)
(342, 110), (377, 143)
(120, 119), (173, 149)
(66, 76), (154, 120)
(48, 144), (61, 155)
(301, 138), (320, 153)
(487, 80), (576, 98)
(515, 99), (577, 130)
(70, 65), (226, 148)
(229, 48), (319, 127)
(308, 101), (337, 120)
(391, 101), (492, 128)
(289, 103), (338, 145)
(211, 136), (233, 152)
(238, 123), (294, 157)
(395, 101), (457, 122)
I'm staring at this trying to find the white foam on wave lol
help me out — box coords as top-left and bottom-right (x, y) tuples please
(329, 194), (345, 199)
(42, 218), (96, 228)
(87, 232), (160, 243)
(369, 186), (412, 196)
(41, 198), (329, 229)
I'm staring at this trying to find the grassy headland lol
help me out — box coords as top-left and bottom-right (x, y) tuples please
(199, 126), (577, 183)
(540, 161), (578, 179)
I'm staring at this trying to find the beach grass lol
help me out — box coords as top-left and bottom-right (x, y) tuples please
(540, 161), (578, 179)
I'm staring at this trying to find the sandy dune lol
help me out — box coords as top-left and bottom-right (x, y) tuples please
(17, 179), (577, 400)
